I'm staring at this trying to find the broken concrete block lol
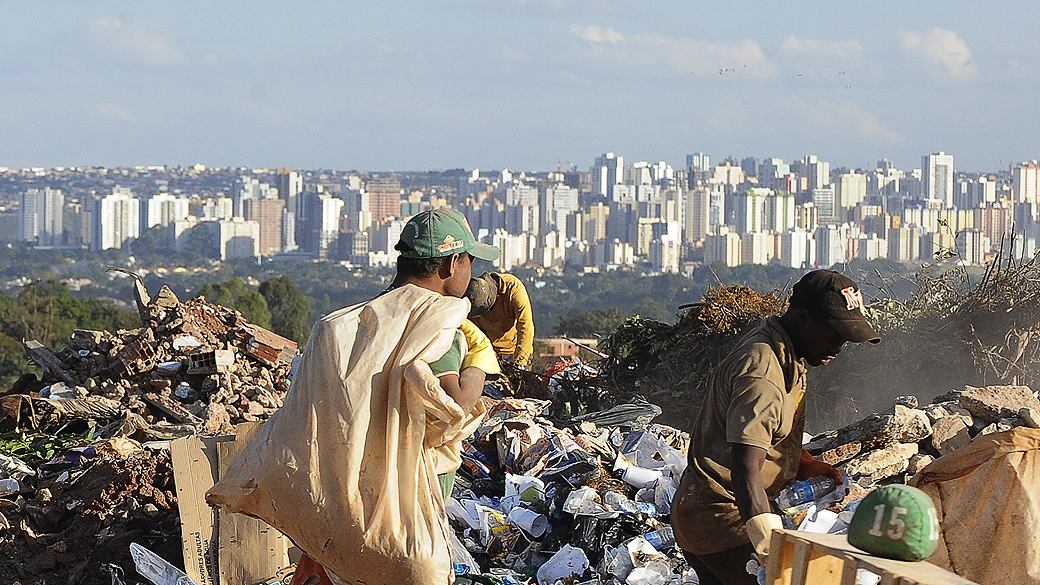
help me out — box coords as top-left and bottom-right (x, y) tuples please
(906, 453), (935, 476)
(839, 442), (918, 481)
(894, 395), (919, 408)
(980, 421), (1015, 436)
(1021, 407), (1040, 429)
(959, 384), (1040, 424)
(921, 401), (974, 427)
(930, 416), (972, 456)
(200, 402), (233, 436)
(807, 404), (931, 466)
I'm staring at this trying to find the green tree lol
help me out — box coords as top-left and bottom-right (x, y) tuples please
(554, 308), (627, 338)
(197, 278), (272, 328)
(259, 276), (312, 344)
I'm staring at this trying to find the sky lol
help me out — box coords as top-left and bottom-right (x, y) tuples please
(2, 1), (1039, 174)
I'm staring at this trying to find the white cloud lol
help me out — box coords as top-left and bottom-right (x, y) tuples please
(822, 101), (902, 142)
(781, 37), (862, 60)
(94, 103), (138, 125)
(570, 25), (625, 44)
(899, 28), (976, 79)
(569, 26), (776, 79)
(241, 102), (287, 126)
(90, 17), (186, 65)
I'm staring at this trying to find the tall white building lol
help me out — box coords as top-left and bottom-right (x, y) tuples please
(835, 172), (867, 218)
(142, 193), (190, 232)
(922, 151), (955, 208)
(542, 185), (579, 233)
(19, 187), (64, 246)
(801, 155), (831, 192)
(780, 230), (816, 269)
(764, 191), (796, 233)
(592, 152), (623, 199)
(1011, 161), (1039, 204)
(217, 218), (260, 260)
(92, 189), (140, 251)
(685, 187), (710, 245)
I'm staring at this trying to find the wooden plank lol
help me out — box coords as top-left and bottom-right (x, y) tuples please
(805, 547), (845, 584)
(767, 531), (979, 585)
(840, 558), (859, 585)
(766, 531), (796, 584)
(790, 540), (810, 585)
(216, 421), (288, 585)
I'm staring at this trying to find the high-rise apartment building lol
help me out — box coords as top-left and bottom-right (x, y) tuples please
(19, 187), (64, 246)
(243, 197), (286, 255)
(141, 193), (190, 233)
(1011, 161), (1039, 204)
(92, 188), (139, 251)
(365, 177), (402, 225)
(922, 151), (955, 208)
(593, 152), (623, 199)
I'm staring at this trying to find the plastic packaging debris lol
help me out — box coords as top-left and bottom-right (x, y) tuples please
(508, 507), (547, 537)
(157, 361), (182, 374)
(0, 478), (20, 495)
(775, 476), (837, 509)
(171, 336), (201, 350)
(505, 473), (544, 503)
(174, 382), (192, 399)
(621, 465), (662, 489)
(449, 527), (482, 575)
(0, 453), (34, 480)
(570, 396), (662, 428)
(129, 542), (196, 585)
(536, 544), (589, 585)
(40, 382), (76, 399)
(626, 561), (671, 585)
(642, 525), (675, 551)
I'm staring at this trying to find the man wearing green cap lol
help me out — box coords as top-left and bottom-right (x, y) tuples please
(208, 207), (502, 585)
(671, 270), (880, 585)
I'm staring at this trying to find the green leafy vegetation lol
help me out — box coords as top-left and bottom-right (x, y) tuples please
(197, 278), (272, 328)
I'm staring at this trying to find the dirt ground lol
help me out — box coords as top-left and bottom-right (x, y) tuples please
(0, 448), (181, 585)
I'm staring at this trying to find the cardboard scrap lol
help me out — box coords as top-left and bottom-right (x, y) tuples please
(172, 425), (291, 585)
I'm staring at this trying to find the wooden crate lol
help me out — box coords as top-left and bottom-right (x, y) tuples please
(764, 530), (978, 585)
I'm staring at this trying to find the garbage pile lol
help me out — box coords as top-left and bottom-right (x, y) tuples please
(3, 266), (1040, 585)
(0, 273), (297, 585)
(11, 271), (298, 440)
(443, 395), (698, 585)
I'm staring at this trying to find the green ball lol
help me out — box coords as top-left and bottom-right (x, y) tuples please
(847, 485), (940, 561)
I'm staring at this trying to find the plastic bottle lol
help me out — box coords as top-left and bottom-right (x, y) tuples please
(0, 478), (20, 495)
(775, 476), (836, 510)
(642, 525), (675, 550)
(129, 543), (196, 585)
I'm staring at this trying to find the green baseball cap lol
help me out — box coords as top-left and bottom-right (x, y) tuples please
(847, 485), (940, 561)
(396, 208), (500, 261)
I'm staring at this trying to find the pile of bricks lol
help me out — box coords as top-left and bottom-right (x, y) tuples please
(19, 279), (297, 438)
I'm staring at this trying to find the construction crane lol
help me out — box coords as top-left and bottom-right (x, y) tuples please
(518, 157), (577, 174)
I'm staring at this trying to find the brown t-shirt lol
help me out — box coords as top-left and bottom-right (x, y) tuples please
(671, 316), (807, 555)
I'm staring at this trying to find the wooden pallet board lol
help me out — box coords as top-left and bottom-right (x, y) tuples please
(764, 530), (978, 585)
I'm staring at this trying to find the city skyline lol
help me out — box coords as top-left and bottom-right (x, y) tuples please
(3, 2), (1039, 172)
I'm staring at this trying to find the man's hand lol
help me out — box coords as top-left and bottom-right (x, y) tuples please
(796, 448), (843, 484)
(745, 512), (783, 560)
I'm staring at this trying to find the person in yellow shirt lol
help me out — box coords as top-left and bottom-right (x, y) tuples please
(466, 271), (535, 366)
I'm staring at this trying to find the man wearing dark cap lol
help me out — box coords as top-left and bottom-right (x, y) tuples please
(466, 271), (535, 367)
(671, 270), (880, 585)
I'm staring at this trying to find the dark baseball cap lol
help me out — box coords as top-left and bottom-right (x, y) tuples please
(465, 273), (498, 317)
(791, 270), (881, 344)
(396, 208), (500, 261)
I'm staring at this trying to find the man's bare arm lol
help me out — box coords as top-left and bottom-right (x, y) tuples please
(731, 443), (771, 522)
